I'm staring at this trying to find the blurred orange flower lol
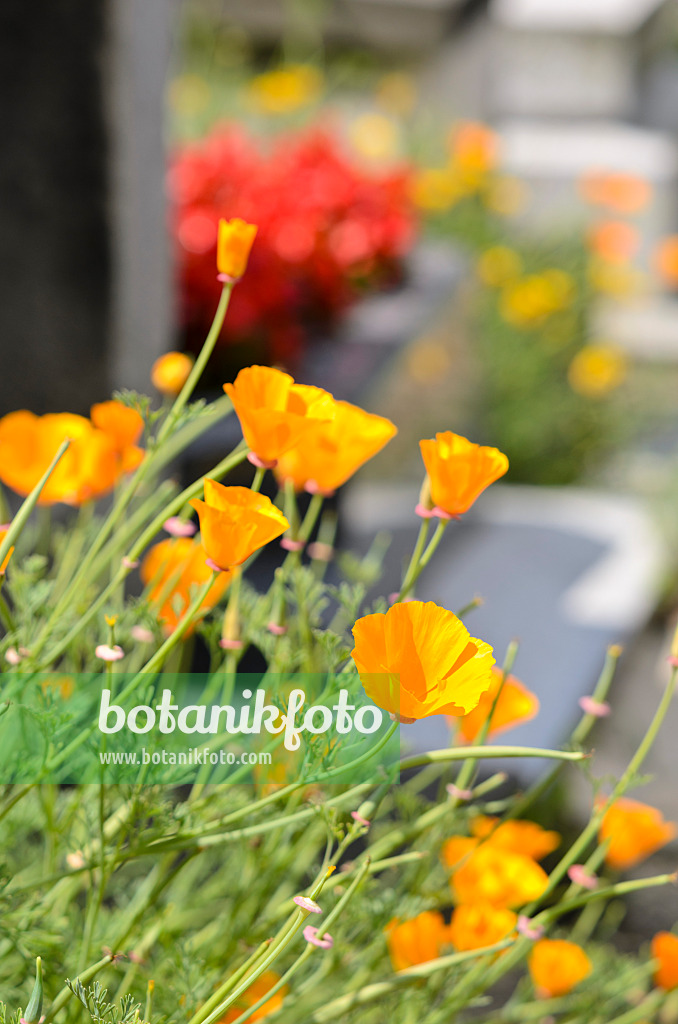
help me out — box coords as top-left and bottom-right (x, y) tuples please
(449, 121), (498, 182)
(441, 836), (478, 869)
(580, 172), (651, 214)
(0, 410), (137, 506)
(151, 351), (195, 396)
(655, 236), (678, 286)
(456, 668), (539, 742)
(220, 970), (288, 1022)
(449, 903), (517, 952)
(651, 931), (678, 991)
(90, 401), (145, 475)
(599, 798), (676, 871)
(217, 218), (258, 280)
(140, 537), (230, 634)
(471, 817), (560, 861)
(588, 220), (639, 264)
(351, 600), (495, 722)
(190, 479), (289, 572)
(274, 398), (396, 495)
(385, 911), (450, 971)
(451, 845), (549, 909)
(529, 939), (592, 997)
(223, 365), (333, 467)
(419, 432), (508, 518)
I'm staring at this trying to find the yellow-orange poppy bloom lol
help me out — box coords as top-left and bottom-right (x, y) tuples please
(217, 218), (258, 280)
(449, 121), (499, 182)
(223, 365), (333, 467)
(0, 411), (127, 506)
(588, 220), (639, 264)
(219, 970), (289, 1022)
(140, 537), (231, 634)
(471, 817), (560, 860)
(274, 398), (397, 495)
(579, 172), (651, 214)
(351, 600), (495, 723)
(568, 344), (627, 398)
(151, 351), (195, 396)
(448, 903), (517, 952)
(385, 911), (450, 971)
(451, 845), (549, 909)
(190, 479), (289, 572)
(456, 668), (539, 742)
(655, 236), (678, 286)
(90, 400), (145, 476)
(651, 932), (678, 991)
(528, 939), (592, 997)
(246, 65), (322, 116)
(0, 527), (14, 574)
(599, 798), (676, 871)
(419, 432), (508, 518)
(441, 836), (478, 869)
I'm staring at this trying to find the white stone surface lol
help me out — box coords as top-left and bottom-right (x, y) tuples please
(492, 0), (667, 34)
(594, 298), (678, 360)
(498, 120), (678, 253)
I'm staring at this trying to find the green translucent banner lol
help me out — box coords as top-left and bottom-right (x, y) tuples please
(0, 672), (400, 785)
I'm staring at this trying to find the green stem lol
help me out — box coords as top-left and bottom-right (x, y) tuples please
(43, 955), (114, 1023)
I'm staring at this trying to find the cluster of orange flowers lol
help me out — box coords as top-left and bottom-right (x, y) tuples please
(385, 793), (677, 1000)
(0, 401), (144, 506)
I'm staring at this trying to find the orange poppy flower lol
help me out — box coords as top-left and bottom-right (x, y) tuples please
(274, 398), (397, 495)
(419, 432), (508, 518)
(0, 527), (14, 574)
(451, 845), (549, 909)
(223, 365), (333, 467)
(470, 817), (560, 861)
(217, 218), (258, 280)
(579, 172), (651, 214)
(588, 220), (639, 264)
(449, 903), (517, 952)
(456, 668), (539, 742)
(151, 351), (194, 396)
(0, 410), (124, 506)
(351, 600), (495, 723)
(90, 400), (145, 476)
(528, 939), (592, 997)
(599, 798), (676, 871)
(441, 836), (478, 869)
(651, 931), (678, 991)
(449, 122), (499, 179)
(190, 479), (289, 572)
(219, 970), (288, 1022)
(385, 911), (450, 971)
(140, 537), (231, 634)
(655, 236), (678, 286)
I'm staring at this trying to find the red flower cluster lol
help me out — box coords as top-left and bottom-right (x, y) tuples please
(169, 125), (417, 364)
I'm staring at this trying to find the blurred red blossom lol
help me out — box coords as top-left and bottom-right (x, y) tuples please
(169, 125), (418, 365)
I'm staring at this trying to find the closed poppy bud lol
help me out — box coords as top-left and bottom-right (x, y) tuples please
(599, 798), (676, 871)
(190, 480), (289, 571)
(385, 911), (450, 971)
(451, 845), (548, 909)
(223, 366), (333, 467)
(351, 600), (495, 723)
(528, 939), (592, 997)
(456, 668), (539, 742)
(419, 432), (508, 518)
(151, 352), (194, 396)
(217, 218), (258, 280)
(449, 903), (517, 952)
(651, 931), (678, 990)
(22, 957), (43, 1024)
(274, 398), (396, 495)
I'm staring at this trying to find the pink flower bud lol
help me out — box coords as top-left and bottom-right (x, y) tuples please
(95, 644), (124, 662)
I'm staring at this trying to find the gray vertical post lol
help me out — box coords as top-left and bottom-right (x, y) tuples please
(106, 0), (173, 394)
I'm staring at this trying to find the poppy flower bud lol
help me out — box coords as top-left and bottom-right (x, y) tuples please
(22, 957), (43, 1024)
(217, 219), (258, 280)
